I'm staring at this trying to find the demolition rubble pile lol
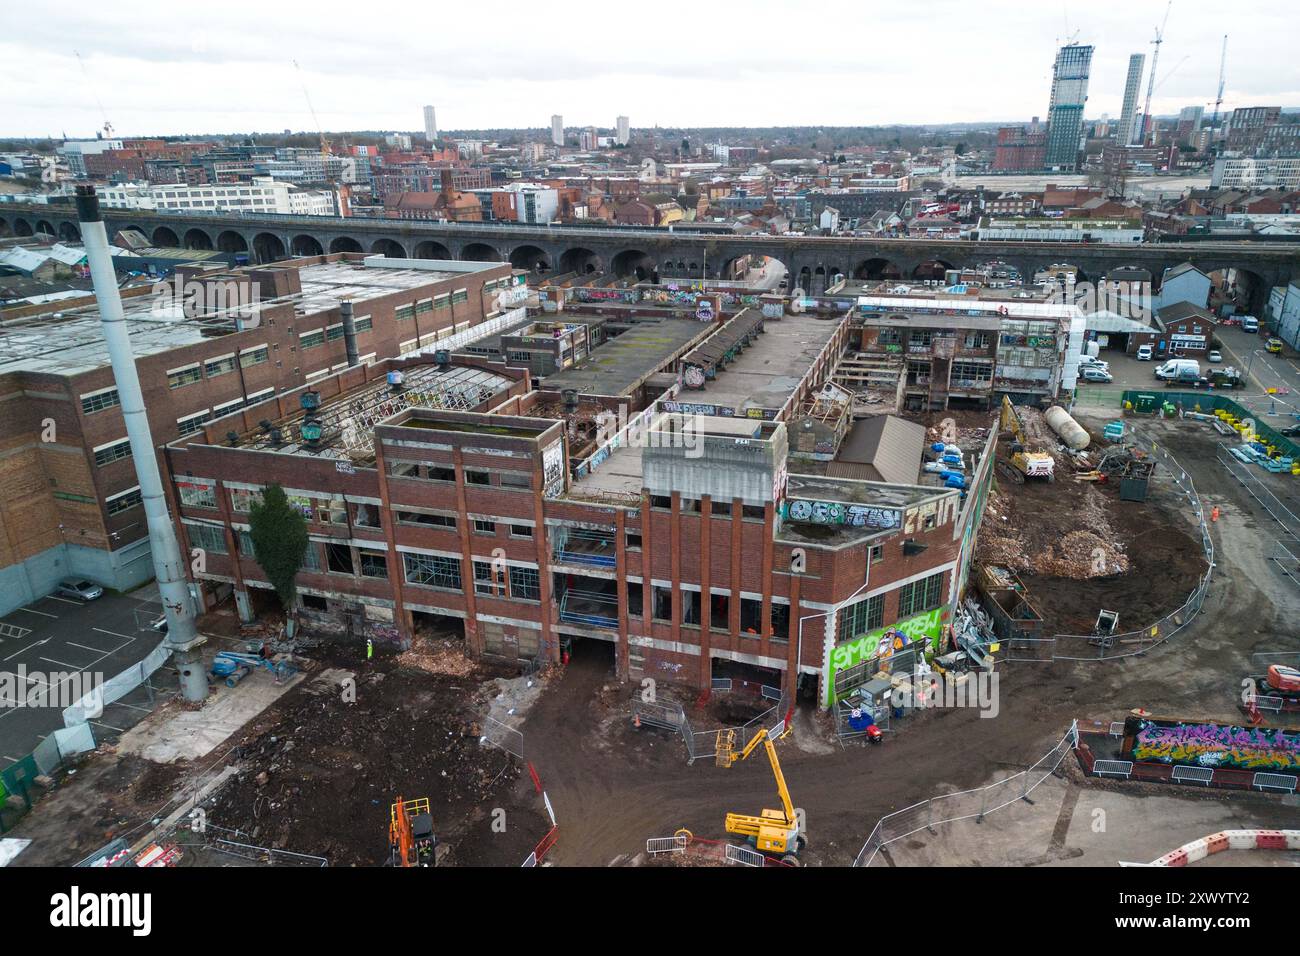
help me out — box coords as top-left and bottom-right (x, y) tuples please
(978, 410), (1131, 580)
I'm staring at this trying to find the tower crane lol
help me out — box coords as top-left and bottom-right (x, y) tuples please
(1211, 35), (1228, 130)
(293, 59), (332, 157)
(1140, 1), (1173, 145)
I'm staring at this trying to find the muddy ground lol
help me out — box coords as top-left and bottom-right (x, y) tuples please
(202, 642), (548, 867)
(979, 412), (1208, 635)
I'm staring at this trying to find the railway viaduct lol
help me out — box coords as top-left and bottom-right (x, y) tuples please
(3, 202), (1297, 312)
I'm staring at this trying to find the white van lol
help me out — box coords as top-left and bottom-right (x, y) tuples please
(1155, 358), (1200, 382)
(1241, 316), (1259, 333)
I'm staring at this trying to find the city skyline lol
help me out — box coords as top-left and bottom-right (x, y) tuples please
(2, 1), (1298, 139)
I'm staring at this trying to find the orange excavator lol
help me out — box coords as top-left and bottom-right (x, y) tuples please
(389, 796), (437, 867)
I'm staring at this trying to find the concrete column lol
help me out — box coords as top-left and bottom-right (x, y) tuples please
(235, 589), (254, 624)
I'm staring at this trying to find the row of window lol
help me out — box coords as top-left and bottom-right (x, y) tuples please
(388, 460), (530, 489)
(837, 570), (947, 643)
(168, 345), (270, 390)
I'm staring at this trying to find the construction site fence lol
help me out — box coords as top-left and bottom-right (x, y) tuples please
(1217, 445), (1300, 540)
(1004, 427), (1213, 663)
(1120, 390), (1300, 462)
(481, 714), (525, 760)
(62, 638), (172, 727)
(851, 721), (1078, 867)
(0, 723), (98, 834)
(631, 690), (790, 765)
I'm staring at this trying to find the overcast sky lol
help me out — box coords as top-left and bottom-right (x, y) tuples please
(1, 0), (1296, 139)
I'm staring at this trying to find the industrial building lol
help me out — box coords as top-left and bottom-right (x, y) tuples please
(161, 298), (995, 707)
(0, 253), (518, 613)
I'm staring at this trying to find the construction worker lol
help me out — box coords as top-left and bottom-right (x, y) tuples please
(366, 638), (374, 661)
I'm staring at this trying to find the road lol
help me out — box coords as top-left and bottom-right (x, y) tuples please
(0, 588), (174, 769)
(1216, 324), (1300, 423)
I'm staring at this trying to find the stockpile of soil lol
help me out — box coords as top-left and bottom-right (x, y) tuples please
(979, 475), (1129, 579)
(206, 663), (539, 866)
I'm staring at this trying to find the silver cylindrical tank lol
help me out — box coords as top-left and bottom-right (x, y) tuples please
(1045, 405), (1090, 450)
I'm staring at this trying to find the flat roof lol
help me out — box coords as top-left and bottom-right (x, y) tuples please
(563, 311), (845, 504)
(220, 359), (516, 464)
(0, 258), (483, 378)
(680, 311), (842, 415)
(544, 318), (711, 397)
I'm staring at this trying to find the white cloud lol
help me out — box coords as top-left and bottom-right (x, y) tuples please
(0, 0), (1295, 137)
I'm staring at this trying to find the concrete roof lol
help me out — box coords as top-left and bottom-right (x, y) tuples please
(543, 318), (710, 397)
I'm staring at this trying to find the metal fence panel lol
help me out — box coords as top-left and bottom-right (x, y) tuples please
(1171, 765), (1214, 786)
(1252, 772), (1298, 793)
(1093, 759), (1134, 779)
(725, 843), (766, 867)
(852, 721), (1077, 867)
(480, 715), (525, 759)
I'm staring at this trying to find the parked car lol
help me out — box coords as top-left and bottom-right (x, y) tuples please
(1079, 356), (1110, 371)
(1279, 423), (1300, 438)
(1080, 366), (1113, 383)
(1266, 337), (1284, 354)
(55, 578), (104, 602)
(1136, 344), (1154, 361)
(1207, 349), (1222, 363)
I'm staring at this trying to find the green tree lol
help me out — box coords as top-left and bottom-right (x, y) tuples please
(248, 484), (309, 615)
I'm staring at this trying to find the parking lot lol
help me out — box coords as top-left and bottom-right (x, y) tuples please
(1074, 328), (1300, 429)
(0, 586), (176, 769)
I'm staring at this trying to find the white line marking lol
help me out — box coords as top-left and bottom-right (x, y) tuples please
(90, 719), (125, 733)
(92, 628), (133, 640)
(3, 638), (49, 663)
(39, 657), (79, 669)
(14, 607), (57, 619)
(43, 596), (83, 606)
(64, 642), (103, 653)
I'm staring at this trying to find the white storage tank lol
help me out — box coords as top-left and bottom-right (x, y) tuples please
(1045, 405), (1090, 450)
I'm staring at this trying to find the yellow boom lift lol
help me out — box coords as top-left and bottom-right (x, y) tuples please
(715, 723), (805, 863)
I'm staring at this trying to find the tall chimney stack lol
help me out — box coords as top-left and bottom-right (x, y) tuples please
(75, 185), (208, 703)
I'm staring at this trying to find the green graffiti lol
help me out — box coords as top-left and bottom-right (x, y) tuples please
(824, 607), (947, 706)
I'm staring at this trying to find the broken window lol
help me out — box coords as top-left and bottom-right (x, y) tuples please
(681, 589), (701, 627)
(652, 585), (673, 622)
(354, 503), (382, 529)
(326, 543), (354, 574)
(473, 560), (502, 596)
(770, 602), (790, 642)
(404, 553), (462, 590)
(626, 582), (643, 617)
(740, 597), (763, 636)
(710, 592), (730, 631)
(509, 566), (540, 601)
(359, 551), (388, 579)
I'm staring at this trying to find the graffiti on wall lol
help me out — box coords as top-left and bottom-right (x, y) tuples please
(824, 607), (949, 706)
(782, 499), (902, 530)
(1131, 720), (1300, 772)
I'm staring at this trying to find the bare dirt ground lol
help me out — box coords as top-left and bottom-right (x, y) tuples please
(978, 412), (1208, 634)
(8, 640), (552, 867)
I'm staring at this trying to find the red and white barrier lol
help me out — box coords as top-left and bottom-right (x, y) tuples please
(1148, 829), (1300, 866)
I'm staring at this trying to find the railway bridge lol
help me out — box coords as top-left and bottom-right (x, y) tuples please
(3, 202), (1297, 312)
